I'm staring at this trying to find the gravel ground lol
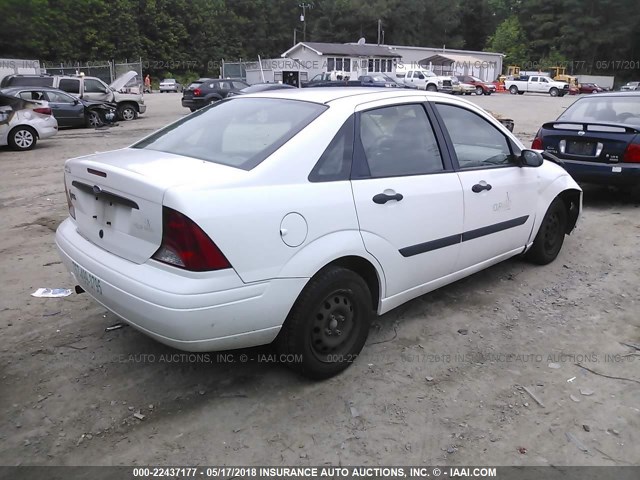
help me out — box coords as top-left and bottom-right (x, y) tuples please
(0, 91), (638, 467)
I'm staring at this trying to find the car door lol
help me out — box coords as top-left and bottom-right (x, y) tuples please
(44, 90), (85, 127)
(432, 102), (538, 271)
(350, 100), (464, 297)
(82, 78), (111, 101)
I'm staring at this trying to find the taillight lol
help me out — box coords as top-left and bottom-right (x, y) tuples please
(531, 130), (543, 150)
(152, 207), (231, 271)
(64, 174), (76, 219)
(34, 107), (51, 115)
(193, 88), (202, 96)
(623, 143), (640, 163)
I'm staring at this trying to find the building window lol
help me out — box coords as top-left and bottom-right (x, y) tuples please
(368, 59), (374, 72)
(327, 57), (351, 72)
(374, 59), (380, 72)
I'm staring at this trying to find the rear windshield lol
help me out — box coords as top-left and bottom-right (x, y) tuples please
(558, 96), (640, 125)
(133, 98), (327, 170)
(187, 82), (203, 89)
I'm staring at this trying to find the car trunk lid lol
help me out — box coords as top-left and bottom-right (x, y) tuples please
(65, 148), (246, 264)
(541, 121), (640, 163)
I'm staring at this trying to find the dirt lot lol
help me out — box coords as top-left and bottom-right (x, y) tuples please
(1, 92), (638, 467)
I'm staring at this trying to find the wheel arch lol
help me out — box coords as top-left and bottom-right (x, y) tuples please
(277, 232), (386, 313)
(117, 100), (139, 112)
(529, 175), (582, 244)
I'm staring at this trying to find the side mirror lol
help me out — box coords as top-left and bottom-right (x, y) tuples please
(519, 149), (544, 167)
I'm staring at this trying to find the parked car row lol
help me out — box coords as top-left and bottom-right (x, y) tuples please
(0, 71), (146, 122)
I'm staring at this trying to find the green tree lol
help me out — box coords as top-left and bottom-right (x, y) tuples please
(486, 16), (528, 66)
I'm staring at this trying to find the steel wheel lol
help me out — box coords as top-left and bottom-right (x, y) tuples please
(276, 266), (373, 379)
(526, 198), (568, 265)
(310, 291), (357, 361)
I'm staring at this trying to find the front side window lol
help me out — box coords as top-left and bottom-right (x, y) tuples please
(435, 103), (513, 169)
(46, 91), (75, 103)
(358, 104), (444, 178)
(84, 79), (107, 93)
(134, 98), (326, 170)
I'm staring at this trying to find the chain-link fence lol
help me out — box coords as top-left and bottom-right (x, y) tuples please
(40, 59), (142, 85)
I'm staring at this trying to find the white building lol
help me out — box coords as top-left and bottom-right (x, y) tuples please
(245, 42), (400, 86)
(242, 41), (504, 85)
(379, 44), (504, 82)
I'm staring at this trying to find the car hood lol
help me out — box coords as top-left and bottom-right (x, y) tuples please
(110, 71), (138, 91)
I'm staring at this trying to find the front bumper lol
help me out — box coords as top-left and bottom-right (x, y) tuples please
(55, 218), (307, 351)
(138, 103), (147, 114)
(561, 159), (640, 186)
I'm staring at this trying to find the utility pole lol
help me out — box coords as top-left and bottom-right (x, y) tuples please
(377, 19), (382, 45)
(299, 3), (312, 42)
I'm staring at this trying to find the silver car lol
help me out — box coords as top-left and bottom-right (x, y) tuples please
(159, 78), (181, 93)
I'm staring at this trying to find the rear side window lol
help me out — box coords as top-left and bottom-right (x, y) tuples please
(134, 98), (327, 170)
(358, 104), (444, 178)
(58, 79), (80, 94)
(309, 116), (355, 182)
(4, 76), (53, 87)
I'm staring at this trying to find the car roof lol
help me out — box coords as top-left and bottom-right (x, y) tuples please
(577, 91), (640, 98)
(238, 87), (458, 105)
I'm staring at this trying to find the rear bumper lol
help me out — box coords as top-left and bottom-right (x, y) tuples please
(36, 117), (58, 139)
(562, 159), (640, 186)
(55, 218), (307, 351)
(181, 98), (206, 109)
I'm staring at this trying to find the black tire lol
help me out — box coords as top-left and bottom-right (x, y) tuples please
(426, 84), (438, 92)
(476, 86), (484, 95)
(8, 126), (37, 151)
(509, 85), (518, 94)
(86, 110), (103, 128)
(117, 103), (137, 121)
(550, 87), (559, 97)
(518, 91), (525, 95)
(526, 198), (568, 265)
(189, 107), (197, 112)
(276, 266), (373, 379)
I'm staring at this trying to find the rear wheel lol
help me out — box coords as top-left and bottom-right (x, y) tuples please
(526, 198), (568, 265)
(8, 126), (37, 151)
(276, 266), (373, 379)
(509, 85), (518, 94)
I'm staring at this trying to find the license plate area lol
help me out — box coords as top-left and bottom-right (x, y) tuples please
(72, 260), (102, 295)
(566, 141), (594, 156)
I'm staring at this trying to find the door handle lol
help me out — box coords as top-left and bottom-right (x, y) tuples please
(372, 192), (404, 204)
(472, 183), (492, 193)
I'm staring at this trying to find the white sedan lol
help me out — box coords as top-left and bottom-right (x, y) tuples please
(56, 89), (581, 379)
(159, 78), (181, 93)
(1, 93), (58, 150)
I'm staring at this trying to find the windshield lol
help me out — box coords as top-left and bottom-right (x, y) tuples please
(558, 96), (640, 125)
(133, 98), (327, 170)
(469, 76), (483, 82)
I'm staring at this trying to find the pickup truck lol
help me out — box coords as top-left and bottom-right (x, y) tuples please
(505, 75), (569, 97)
(399, 69), (454, 93)
(0, 71), (146, 120)
(302, 73), (404, 88)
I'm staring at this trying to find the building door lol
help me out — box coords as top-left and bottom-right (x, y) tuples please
(282, 71), (299, 87)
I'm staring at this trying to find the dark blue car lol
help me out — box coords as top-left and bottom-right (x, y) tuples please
(532, 92), (640, 186)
